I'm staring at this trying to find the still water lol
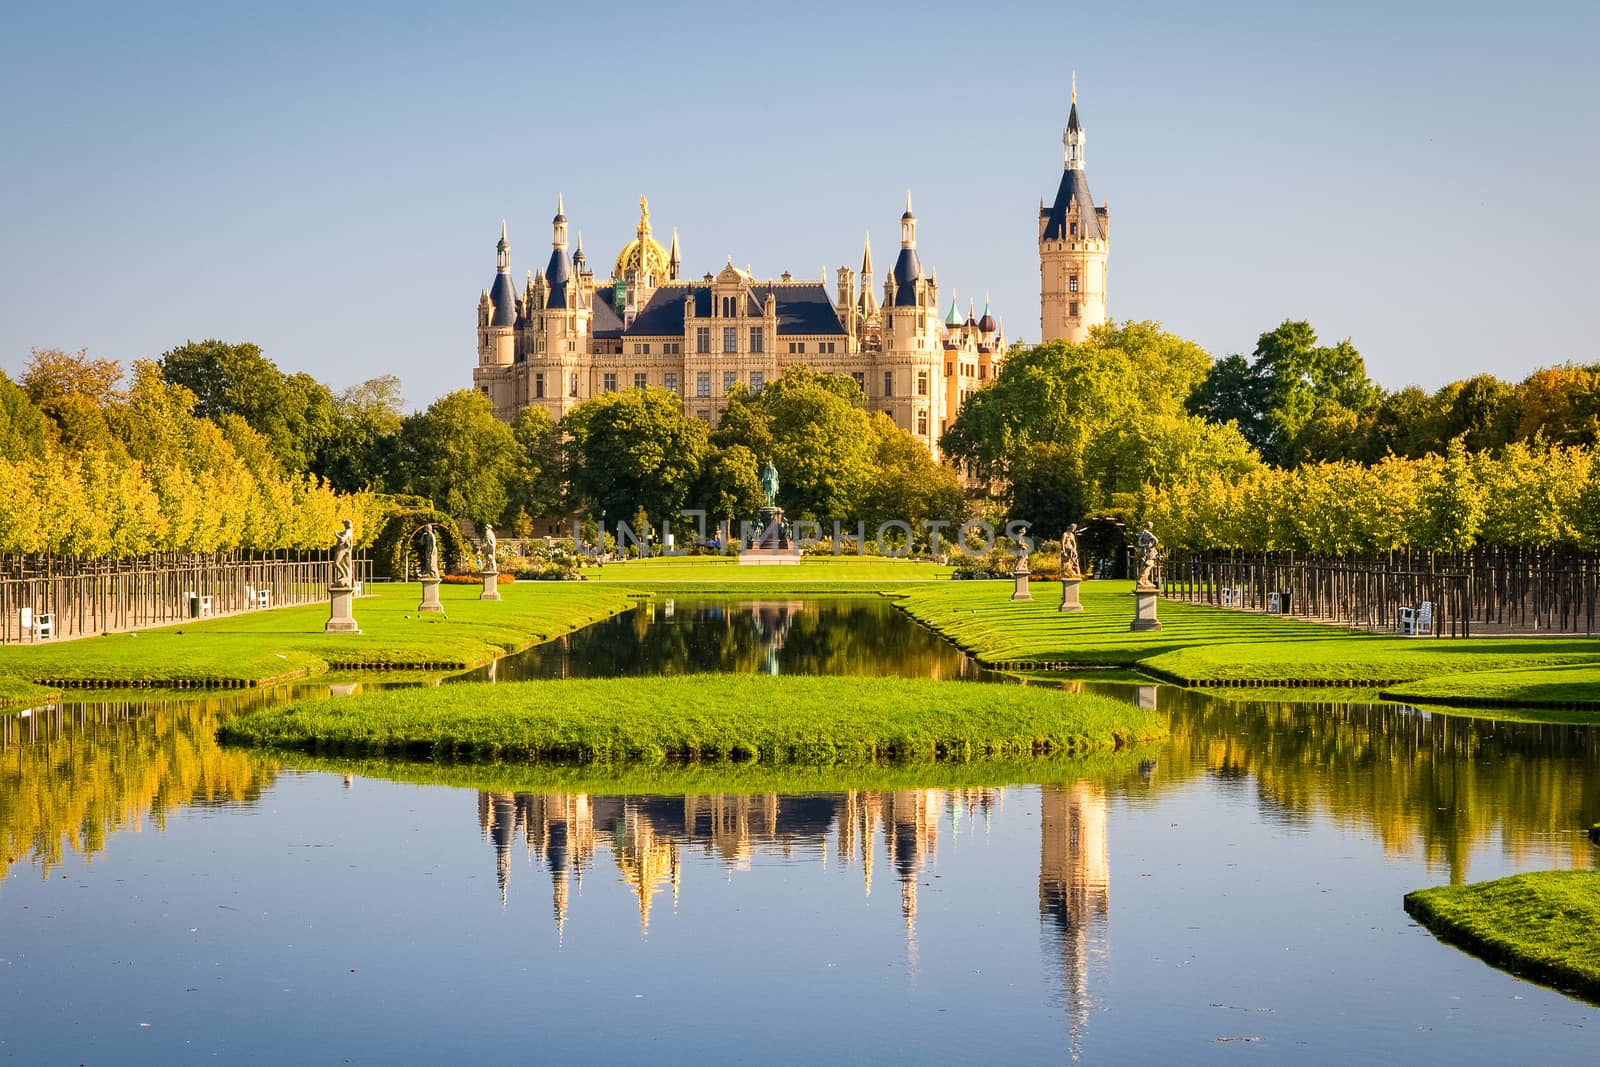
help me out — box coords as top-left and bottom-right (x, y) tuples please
(2, 599), (1596, 1063)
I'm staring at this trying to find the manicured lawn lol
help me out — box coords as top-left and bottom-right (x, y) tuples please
(1405, 871), (1600, 1003)
(0, 582), (639, 689)
(218, 674), (1165, 764)
(890, 581), (1600, 693)
(590, 555), (953, 583)
(1383, 665), (1600, 710)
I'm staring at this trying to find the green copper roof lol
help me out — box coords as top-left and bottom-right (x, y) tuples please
(944, 296), (962, 327)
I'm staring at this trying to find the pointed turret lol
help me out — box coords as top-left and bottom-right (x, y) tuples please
(892, 194), (923, 307)
(487, 222), (516, 327)
(858, 232), (878, 316)
(1040, 76), (1109, 344)
(668, 228), (681, 280)
(573, 230), (586, 272)
(944, 294), (962, 328)
(977, 294), (997, 335)
(966, 298), (977, 328)
(545, 196), (573, 309)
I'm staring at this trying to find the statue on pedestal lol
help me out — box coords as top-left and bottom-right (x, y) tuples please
(417, 524), (439, 579)
(1135, 521), (1160, 589)
(1060, 523), (1082, 580)
(483, 524), (497, 571)
(331, 519), (354, 588)
(760, 461), (780, 509)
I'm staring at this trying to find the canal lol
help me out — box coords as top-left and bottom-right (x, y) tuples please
(2, 598), (1595, 1062)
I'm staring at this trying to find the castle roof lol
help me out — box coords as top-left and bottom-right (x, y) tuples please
(544, 246), (573, 308)
(589, 285), (625, 339)
(621, 281), (845, 338)
(891, 247), (922, 306)
(1041, 167), (1101, 242)
(488, 270), (517, 327)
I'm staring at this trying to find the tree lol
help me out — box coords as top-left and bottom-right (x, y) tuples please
(504, 406), (563, 523)
(858, 414), (966, 540)
(697, 444), (764, 524)
(1187, 320), (1382, 465)
(396, 389), (517, 524)
(561, 387), (709, 522)
(1432, 374), (1520, 454)
(22, 348), (125, 454)
(0, 372), (50, 460)
(1517, 364), (1600, 448)
(159, 340), (336, 472)
(316, 375), (404, 492)
(751, 368), (875, 520)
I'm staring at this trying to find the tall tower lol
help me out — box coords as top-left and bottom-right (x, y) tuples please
(1039, 78), (1109, 344)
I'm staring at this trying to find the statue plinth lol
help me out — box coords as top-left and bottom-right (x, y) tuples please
(1130, 585), (1162, 632)
(1011, 560), (1033, 602)
(479, 569), (501, 602)
(752, 507), (790, 548)
(418, 577), (444, 614)
(325, 584), (361, 634)
(1059, 576), (1083, 613)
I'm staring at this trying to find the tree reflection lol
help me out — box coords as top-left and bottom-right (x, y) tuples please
(1, 696), (279, 882)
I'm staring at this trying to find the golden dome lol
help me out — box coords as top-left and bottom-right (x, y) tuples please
(613, 195), (671, 281)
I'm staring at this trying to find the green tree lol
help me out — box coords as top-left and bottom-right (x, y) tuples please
(22, 348), (125, 454)
(858, 414), (966, 539)
(560, 387), (709, 521)
(1434, 374), (1521, 453)
(159, 340), (336, 472)
(397, 389), (517, 523)
(315, 375), (403, 491)
(697, 444), (765, 524)
(0, 371), (51, 460)
(752, 368), (874, 520)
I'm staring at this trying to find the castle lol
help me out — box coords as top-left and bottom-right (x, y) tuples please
(473, 92), (1107, 456)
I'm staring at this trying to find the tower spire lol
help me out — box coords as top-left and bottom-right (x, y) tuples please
(861, 232), (873, 278)
(668, 227), (681, 280)
(900, 192), (917, 248)
(1064, 80), (1085, 170)
(496, 221), (510, 272)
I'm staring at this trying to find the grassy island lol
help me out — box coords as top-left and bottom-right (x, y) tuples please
(0, 582), (638, 693)
(218, 674), (1165, 764)
(1382, 665), (1600, 712)
(889, 581), (1600, 696)
(1405, 872), (1600, 1003)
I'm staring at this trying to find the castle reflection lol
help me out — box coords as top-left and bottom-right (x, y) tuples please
(477, 784), (1111, 1051)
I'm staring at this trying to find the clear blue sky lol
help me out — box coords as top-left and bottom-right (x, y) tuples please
(2, 0), (1594, 410)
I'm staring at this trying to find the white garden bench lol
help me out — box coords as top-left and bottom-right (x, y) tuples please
(1220, 587), (1242, 607)
(246, 585), (272, 609)
(1399, 601), (1434, 636)
(186, 591), (213, 618)
(19, 607), (53, 642)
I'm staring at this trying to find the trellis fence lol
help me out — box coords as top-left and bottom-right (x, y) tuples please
(0, 551), (373, 644)
(1162, 549), (1600, 637)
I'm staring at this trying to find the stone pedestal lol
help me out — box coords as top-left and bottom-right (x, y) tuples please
(1011, 564), (1033, 602)
(325, 585), (361, 633)
(418, 577), (444, 614)
(479, 570), (501, 601)
(1058, 576), (1083, 613)
(1130, 586), (1162, 632)
(1137, 685), (1158, 710)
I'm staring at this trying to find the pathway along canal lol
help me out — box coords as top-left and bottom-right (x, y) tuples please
(2, 597), (1596, 1062)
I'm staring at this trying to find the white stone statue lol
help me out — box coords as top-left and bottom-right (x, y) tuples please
(417, 524), (439, 579)
(483, 524), (497, 570)
(331, 519), (354, 588)
(1135, 521), (1160, 588)
(1060, 523), (1082, 580)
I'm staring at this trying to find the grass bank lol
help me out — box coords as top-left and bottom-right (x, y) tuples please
(590, 556), (952, 584)
(1405, 871), (1600, 1003)
(219, 674), (1165, 764)
(0, 677), (63, 710)
(1382, 665), (1600, 711)
(0, 582), (638, 690)
(890, 581), (1600, 692)
(275, 747), (1152, 796)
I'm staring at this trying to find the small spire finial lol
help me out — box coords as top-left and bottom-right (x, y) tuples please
(1071, 71), (1076, 105)
(501, 218), (507, 239)
(906, 189), (913, 214)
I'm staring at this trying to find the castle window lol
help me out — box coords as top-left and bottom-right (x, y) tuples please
(664, 372), (678, 392)
(634, 372), (648, 390)
(534, 373), (545, 398)
(1069, 221), (1078, 237)
(917, 371), (928, 396)
(697, 409), (711, 421)
(916, 411), (928, 435)
(823, 342), (836, 354)
(723, 371), (737, 393)
(723, 327), (738, 353)
(788, 342), (796, 354)
(480, 386), (489, 396)
(603, 373), (618, 392)
(1070, 301), (1080, 318)
(1069, 276), (1079, 293)
(797, 342), (806, 354)
(569, 372), (579, 397)
(851, 371), (865, 390)
(884, 371), (894, 398)
(721, 295), (737, 317)
(750, 327), (763, 353)
(980, 365), (987, 380)
(696, 371), (711, 397)
(750, 371), (764, 392)
(696, 327), (711, 354)
(946, 361), (954, 375)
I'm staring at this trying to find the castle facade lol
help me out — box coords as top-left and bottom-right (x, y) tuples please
(473, 96), (1107, 454)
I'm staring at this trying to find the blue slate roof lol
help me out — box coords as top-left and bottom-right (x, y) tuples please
(621, 282), (844, 337)
(544, 247), (572, 309)
(488, 271), (517, 326)
(1041, 168), (1102, 242)
(891, 247), (922, 306)
(589, 287), (624, 339)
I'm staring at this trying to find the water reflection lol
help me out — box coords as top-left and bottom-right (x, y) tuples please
(470, 598), (993, 682)
(0, 694), (280, 882)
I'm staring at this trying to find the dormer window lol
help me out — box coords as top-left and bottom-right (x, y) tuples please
(1069, 221), (1078, 237)
(721, 295), (738, 317)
